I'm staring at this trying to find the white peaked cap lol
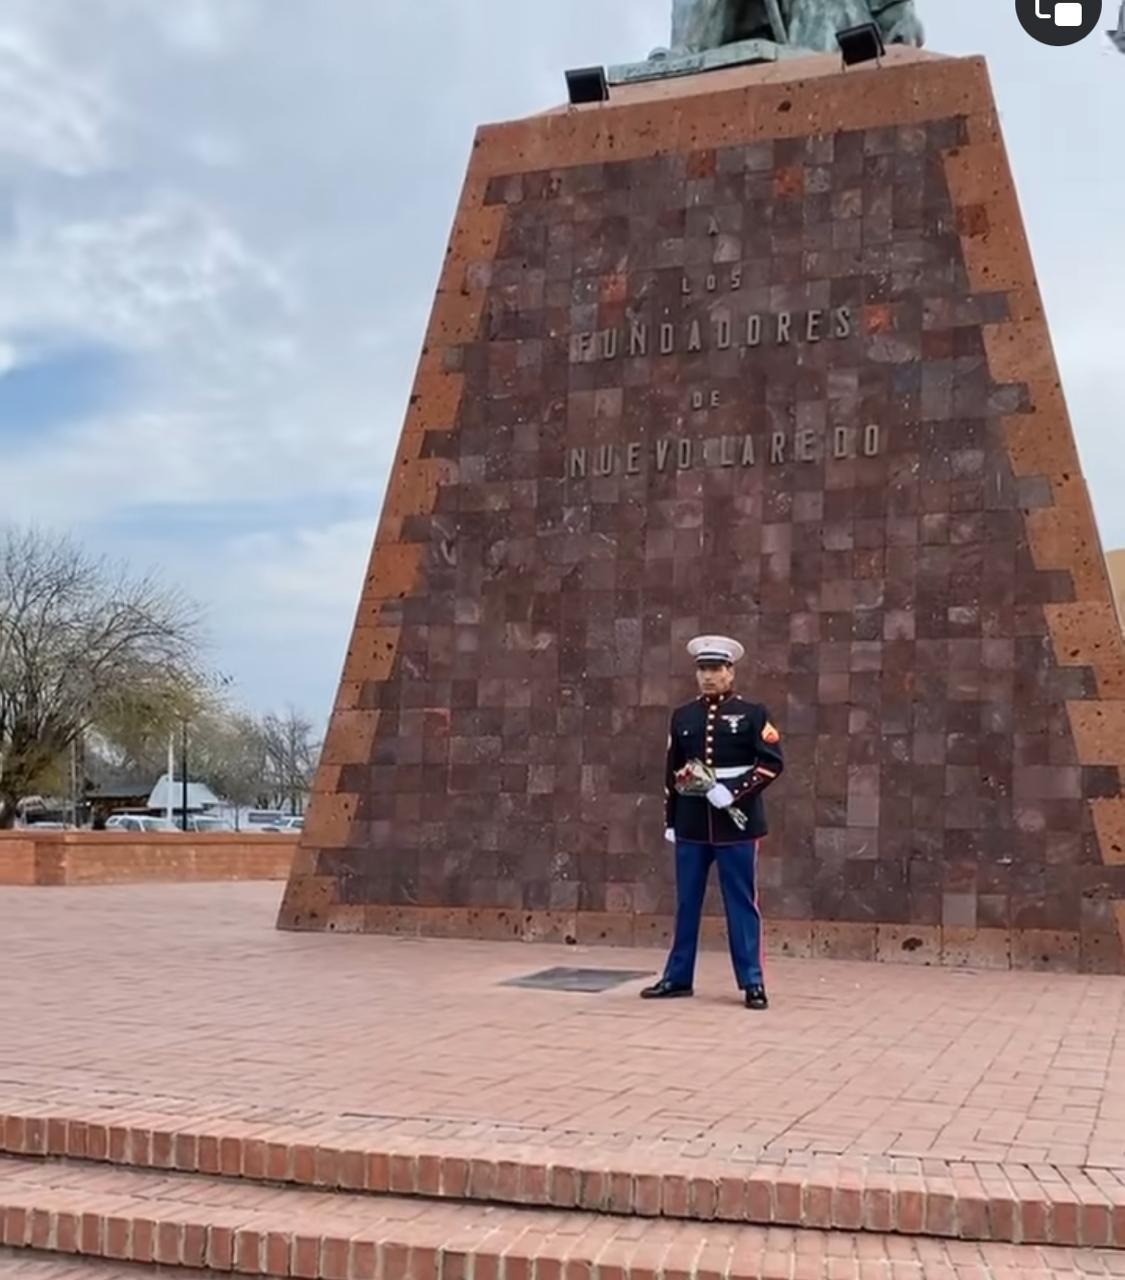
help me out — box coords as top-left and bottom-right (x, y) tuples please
(687, 635), (745, 665)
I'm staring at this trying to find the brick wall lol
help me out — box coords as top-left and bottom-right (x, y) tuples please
(0, 832), (296, 887)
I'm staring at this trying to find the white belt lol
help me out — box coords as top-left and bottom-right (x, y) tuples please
(715, 767), (751, 780)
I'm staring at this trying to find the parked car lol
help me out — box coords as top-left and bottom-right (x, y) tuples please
(105, 814), (179, 833)
(242, 810), (290, 833)
(185, 815), (234, 833)
(277, 816), (304, 833)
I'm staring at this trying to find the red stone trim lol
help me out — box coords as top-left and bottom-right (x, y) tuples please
(277, 172), (506, 930)
(942, 101), (1125, 963)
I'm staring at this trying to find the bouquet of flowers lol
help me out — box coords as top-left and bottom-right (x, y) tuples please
(673, 759), (750, 831)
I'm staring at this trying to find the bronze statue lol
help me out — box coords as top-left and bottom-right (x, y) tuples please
(668, 0), (923, 54)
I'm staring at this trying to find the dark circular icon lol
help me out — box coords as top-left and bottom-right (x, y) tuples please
(1016, 0), (1102, 44)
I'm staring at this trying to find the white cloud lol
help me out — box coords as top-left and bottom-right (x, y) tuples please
(228, 519), (373, 620)
(177, 518), (374, 717)
(186, 133), (244, 169)
(0, 186), (352, 527)
(0, 338), (21, 377)
(0, 192), (294, 359)
(2, 0), (1125, 716)
(0, 391), (391, 527)
(0, 21), (115, 176)
(127, 0), (262, 57)
(2, 410), (255, 524)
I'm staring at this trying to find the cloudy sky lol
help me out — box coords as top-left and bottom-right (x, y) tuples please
(2, 0), (1123, 724)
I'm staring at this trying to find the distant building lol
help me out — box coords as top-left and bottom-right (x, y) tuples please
(87, 782), (152, 811)
(147, 776), (223, 815)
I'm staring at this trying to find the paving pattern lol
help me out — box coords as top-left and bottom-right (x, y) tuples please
(4, 884), (1125, 1172)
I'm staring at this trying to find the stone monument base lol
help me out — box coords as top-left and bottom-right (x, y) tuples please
(281, 48), (1125, 974)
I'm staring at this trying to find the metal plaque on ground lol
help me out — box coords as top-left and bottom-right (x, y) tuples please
(501, 967), (654, 993)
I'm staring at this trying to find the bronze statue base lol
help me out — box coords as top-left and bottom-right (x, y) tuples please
(609, 38), (807, 86)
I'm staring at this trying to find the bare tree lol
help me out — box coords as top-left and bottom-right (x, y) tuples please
(178, 709), (272, 822)
(91, 694), (320, 826)
(0, 527), (203, 827)
(89, 698), (265, 813)
(260, 707), (320, 814)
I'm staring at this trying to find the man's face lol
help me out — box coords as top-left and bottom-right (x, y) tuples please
(696, 661), (735, 697)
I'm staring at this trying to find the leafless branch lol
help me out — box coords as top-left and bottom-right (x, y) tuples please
(0, 525), (205, 825)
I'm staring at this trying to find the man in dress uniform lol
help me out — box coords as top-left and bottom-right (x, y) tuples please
(641, 635), (784, 1010)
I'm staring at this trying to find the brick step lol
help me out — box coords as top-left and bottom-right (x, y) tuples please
(4, 1108), (1125, 1250)
(0, 1246), (220, 1276)
(1, 1156), (1123, 1280)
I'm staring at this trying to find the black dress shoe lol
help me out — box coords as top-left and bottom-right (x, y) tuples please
(640, 979), (693, 1000)
(745, 985), (769, 1011)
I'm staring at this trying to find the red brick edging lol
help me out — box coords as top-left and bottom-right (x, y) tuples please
(0, 1164), (1116, 1280)
(0, 829), (295, 886)
(3, 1110), (1124, 1249)
(1, 1204), (400, 1279)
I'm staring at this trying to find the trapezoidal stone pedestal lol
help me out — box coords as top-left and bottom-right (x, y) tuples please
(279, 48), (1125, 973)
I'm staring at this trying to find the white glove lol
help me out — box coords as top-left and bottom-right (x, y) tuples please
(707, 784), (734, 809)
(664, 827), (676, 844)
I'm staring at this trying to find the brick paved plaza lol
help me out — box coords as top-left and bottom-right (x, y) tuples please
(4, 884), (1125, 1169)
(5, 883), (1125, 1276)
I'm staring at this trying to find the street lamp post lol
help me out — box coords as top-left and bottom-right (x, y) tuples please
(180, 721), (189, 832)
(166, 733), (174, 825)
